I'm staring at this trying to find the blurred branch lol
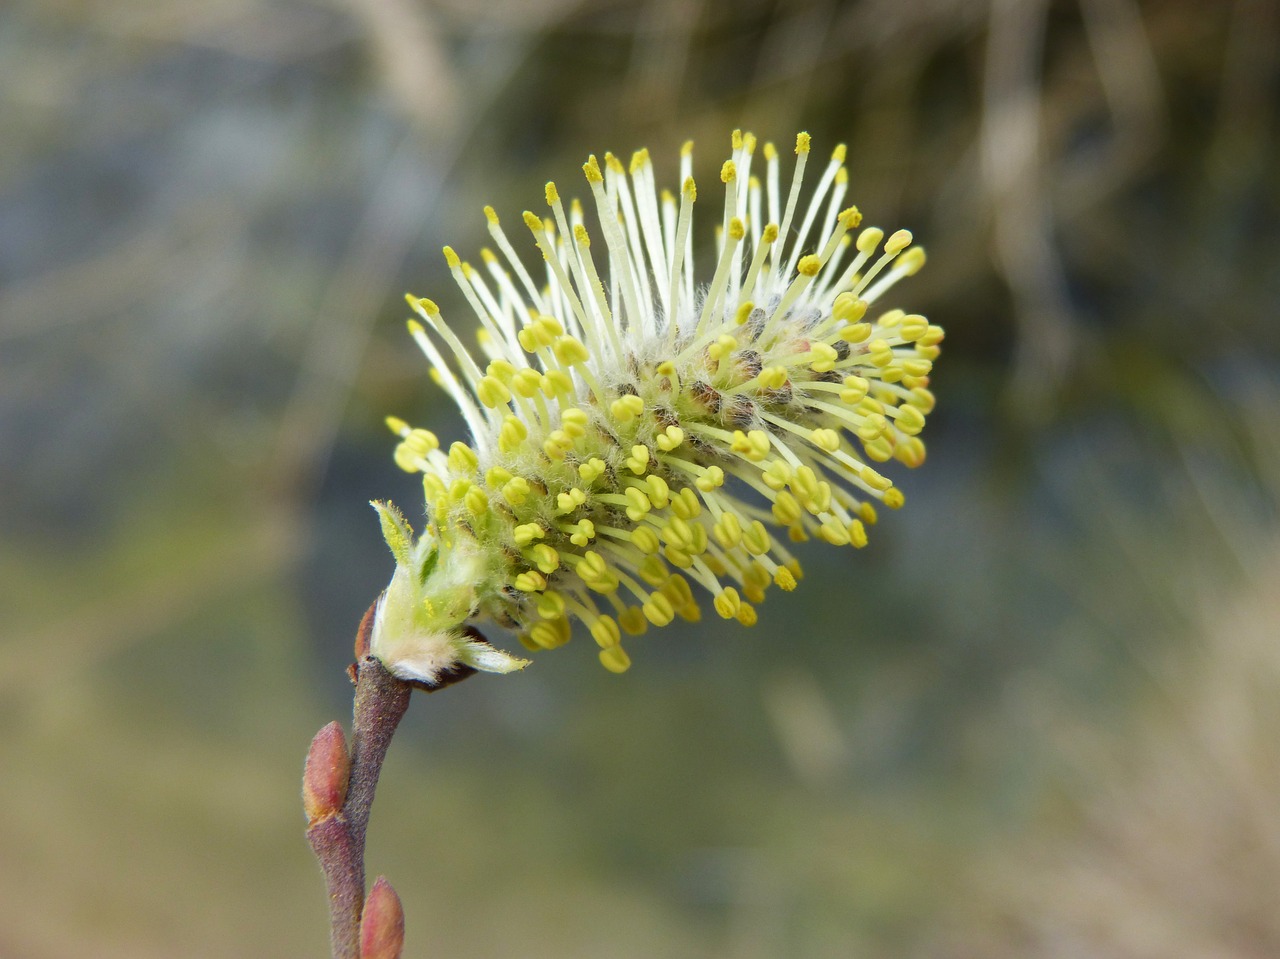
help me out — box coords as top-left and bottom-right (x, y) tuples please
(981, 0), (1075, 418)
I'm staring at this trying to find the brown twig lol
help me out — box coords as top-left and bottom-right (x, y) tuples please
(305, 600), (474, 958)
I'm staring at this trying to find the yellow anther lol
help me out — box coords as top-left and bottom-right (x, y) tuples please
(448, 442), (479, 474)
(682, 176), (697, 201)
(731, 429), (771, 462)
(480, 247), (497, 264)
(598, 645), (631, 673)
(543, 430), (573, 460)
(661, 574), (694, 609)
(695, 465), (724, 492)
(625, 445), (650, 475)
(772, 491), (803, 526)
(759, 365), (788, 390)
(512, 523), (545, 547)
(385, 415), (411, 437)
(884, 229), (913, 255)
(511, 368), (542, 397)
(631, 526), (661, 555)
(544, 181), (559, 205)
(583, 154), (603, 183)
(810, 428), (841, 453)
(896, 313), (926, 340)
(731, 129), (744, 150)
(863, 435), (894, 461)
(897, 247), (927, 275)
(713, 587), (741, 620)
(561, 407), (589, 437)
(477, 375), (511, 408)
(762, 223), (779, 243)
(566, 519), (595, 547)
(840, 376), (870, 405)
(661, 515), (693, 549)
(902, 358), (933, 378)
(645, 474), (670, 508)
(795, 132), (811, 154)
(743, 520), (771, 555)
(762, 460), (792, 492)
(485, 466), (512, 487)
(838, 205), (862, 229)
(464, 486), (489, 516)
(604, 152), (625, 174)
(422, 473), (447, 504)
(909, 387), (936, 413)
(556, 487), (587, 514)
(393, 445), (423, 473)
(522, 210), (543, 233)
(791, 466), (819, 498)
(637, 554), (668, 586)
(655, 425), (684, 451)
(530, 544), (561, 574)
(883, 488), (905, 509)
(664, 486), (696, 520)
(808, 342), (839, 373)
(486, 359), (516, 383)
(578, 457), (607, 484)
(483, 205), (499, 224)
(624, 487), (652, 522)
(734, 301), (755, 325)
(833, 293), (867, 324)
(535, 590), (566, 620)
(610, 393), (644, 423)
(721, 160), (736, 184)
(541, 369), (574, 397)
(553, 335), (590, 365)
(442, 246), (461, 269)
(663, 546), (692, 569)
(527, 619), (561, 650)
(642, 593), (675, 627)
(619, 606), (648, 636)
(774, 567), (797, 591)
(797, 254), (821, 277)
(499, 416), (528, 454)
(817, 520), (851, 546)
(855, 227), (885, 255)
(735, 603), (757, 627)
(728, 217), (745, 241)
(894, 405), (926, 435)
(709, 333), (739, 360)
(713, 512), (742, 549)
(848, 519), (868, 548)
(589, 615), (621, 649)
(514, 570), (547, 592)
(656, 360), (677, 377)
(406, 429), (439, 454)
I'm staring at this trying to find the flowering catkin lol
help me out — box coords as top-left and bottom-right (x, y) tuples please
(370, 130), (941, 681)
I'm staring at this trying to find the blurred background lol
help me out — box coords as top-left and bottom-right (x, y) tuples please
(3, 0), (1279, 955)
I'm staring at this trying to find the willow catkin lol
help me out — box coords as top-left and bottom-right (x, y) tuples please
(370, 130), (941, 682)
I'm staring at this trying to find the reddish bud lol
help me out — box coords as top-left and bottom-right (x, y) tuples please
(354, 600), (378, 661)
(360, 876), (405, 959)
(303, 721), (350, 824)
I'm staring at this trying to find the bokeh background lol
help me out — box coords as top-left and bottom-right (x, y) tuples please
(4, 0), (1279, 955)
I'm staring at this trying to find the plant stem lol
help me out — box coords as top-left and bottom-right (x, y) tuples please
(306, 603), (411, 959)
(305, 603), (477, 958)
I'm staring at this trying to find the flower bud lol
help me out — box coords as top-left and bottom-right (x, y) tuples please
(302, 721), (350, 824)
(360, 876), (405, 959)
